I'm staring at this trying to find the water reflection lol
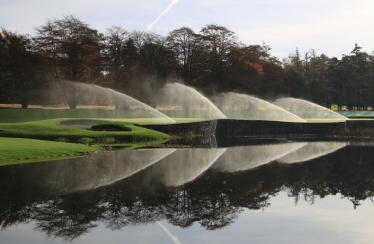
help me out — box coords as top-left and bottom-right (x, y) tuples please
(212, 142), (306, 172)
(277, 141), (348, 164)
(67, 149), (177, 192)
(1, 141), (373, 242)
(143, 148), (227, 186)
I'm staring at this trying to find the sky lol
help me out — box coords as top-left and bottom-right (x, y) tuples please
(1, 0), (374, 60)
(3, 192), (374, 243)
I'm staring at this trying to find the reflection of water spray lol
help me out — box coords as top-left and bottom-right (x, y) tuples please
(52, 149), (177, 193)
(277, 141), (348, 163)
(157, 222), (182, 244)
(145, 148), (227, 186)
(146, 0), (180, 31)
(212, 143), (307, 172)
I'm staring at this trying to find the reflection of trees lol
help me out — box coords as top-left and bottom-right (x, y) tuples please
(165, 183), (242, 230)
(100, 184), (167, 230)
(1, 145), (374, 240)
(284, 146), (374, 208)
(32, 195), (100, 242)
(0, 159), (275, 239)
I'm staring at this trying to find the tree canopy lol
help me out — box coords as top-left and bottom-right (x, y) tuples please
(1, 15), (373, 110)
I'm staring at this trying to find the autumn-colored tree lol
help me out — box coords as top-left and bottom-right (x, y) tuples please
(221, 44), (268, 94)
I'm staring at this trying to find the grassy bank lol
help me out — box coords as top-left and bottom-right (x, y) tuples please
(0, 118), (170, 165)
(0, 119), (169, 143)
(0, 137), (100, 166)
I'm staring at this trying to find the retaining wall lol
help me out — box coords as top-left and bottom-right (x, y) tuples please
(144, 119), (374, 139)
(143, 120), (217, 136)
(215, 119), (346, 136)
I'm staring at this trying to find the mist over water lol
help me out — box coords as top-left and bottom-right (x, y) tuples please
(143, 148), (227, 186)
(211, 92), (306, 122)
(212, 143), (307, 173)
(274, 97), (348, 121)
(277, 141), (348, 163)
(155, 83), (227, 120)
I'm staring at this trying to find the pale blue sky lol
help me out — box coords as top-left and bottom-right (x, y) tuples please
(1, 0), (373, 60)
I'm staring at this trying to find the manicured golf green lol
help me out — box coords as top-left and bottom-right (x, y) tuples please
(0, 119), (169, 142)
(0, 114), (171, 165)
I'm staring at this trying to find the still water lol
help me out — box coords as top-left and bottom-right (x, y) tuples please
(1, 139), (374, 243)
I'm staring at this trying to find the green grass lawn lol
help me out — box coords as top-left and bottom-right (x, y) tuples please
(0, 118), (170, 166)
(0, 137), (100, 166)
(0, 119), (169, 143)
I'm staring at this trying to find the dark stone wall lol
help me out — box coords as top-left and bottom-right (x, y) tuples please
(215, 119), (346, 136)
(162, 135), (217, 148)
(143, 120), (217, 136)
(144, 119), (374, 140)
(345, 120), (374, 130)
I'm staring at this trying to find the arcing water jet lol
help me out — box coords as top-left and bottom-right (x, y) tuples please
(155, 83), (227, 120)
(60, 81), (176, 124)
(211, 92), (306, 122)
(274, 97), (348, 122)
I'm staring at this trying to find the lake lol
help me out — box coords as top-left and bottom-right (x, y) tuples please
(1, 139), (374, 243)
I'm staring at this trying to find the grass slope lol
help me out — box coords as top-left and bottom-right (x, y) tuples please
(0, 119), (169, 143)
(0, 137), (99, 166)
(0, 119), (170, 165)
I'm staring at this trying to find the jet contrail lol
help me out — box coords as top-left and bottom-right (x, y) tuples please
(125, 8), (146, 28)
(157, 222), (182, 244)
(146, 0), (180, 31)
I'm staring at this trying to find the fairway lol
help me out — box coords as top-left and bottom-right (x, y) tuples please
(0, 109), (172, 165)
(0, 119), (169, 142)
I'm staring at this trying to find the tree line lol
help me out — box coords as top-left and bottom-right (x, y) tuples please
(0, 15), (373, 109)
